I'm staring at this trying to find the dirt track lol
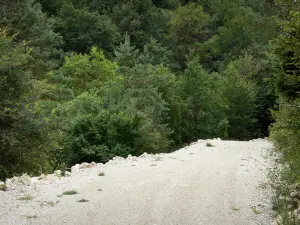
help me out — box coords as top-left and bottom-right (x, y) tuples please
(0, 139), (275, 225)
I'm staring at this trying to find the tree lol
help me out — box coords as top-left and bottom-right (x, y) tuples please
(173, 59), (227, 143)
(269, 0), (300, 180)
(111, 0), (154, 48)
(168, 3), (212, 69)
(220, 64), (259, 140)
(115, 35), (173, 69)
(109, 64), (174, 154)
(197, 1), (277, 71)
(56, 92), (140, 164)
(0, 31), (55, 179)
(0, 0), (63, 77)
(114, 34), (140, 69)
(47, 47), (117, 99)
(56, 3), (120, 54)
(271, 10), (300, 100)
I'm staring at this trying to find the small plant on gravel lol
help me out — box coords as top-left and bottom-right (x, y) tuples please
(18, 194), (33, 201)
(62, 190), (78, 195)
(251, 206), (260, 214)
(231, 206), (240, 211)
(98, 172), (105, 176)
(150, 164), (157, 166)
(206, 142), (215, 147)
(77, 199), (89, 203)
(26, 215), (37, 219)
(41, 200), (59, 207)
(97, 188), (103, 191)
(0, 183), (6, 191)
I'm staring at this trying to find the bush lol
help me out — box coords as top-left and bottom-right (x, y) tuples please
(57, 92), (139, 164)
(270, 99), (300, 181)
(0, 32), (55, 180)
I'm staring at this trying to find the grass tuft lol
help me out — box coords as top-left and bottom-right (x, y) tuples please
(41, 200), (59, 207)
(26, 215), (37, 219)
(77, 198), (89, 203)
(98, 172), (105, 176)
(251, 206), (260, 214)
(0, 183), (6, 191)
(231, 206), (240, 211)
(206, 142), (215, 147)
(61, 190), (78, 195)
(18, 194), (33, 201)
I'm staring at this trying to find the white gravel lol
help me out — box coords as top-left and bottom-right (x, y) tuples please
(0, 139), (276, 225)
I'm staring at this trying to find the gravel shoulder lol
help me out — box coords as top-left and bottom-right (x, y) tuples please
(0, 139), (275, 225)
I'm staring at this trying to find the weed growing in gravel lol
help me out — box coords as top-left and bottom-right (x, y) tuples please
(18, 195), (33, 201)
(26, 215), (37, 219)
(271, 192), (300, 225)
(269, 165), (300, 225)
(150, 164), (157, 166)
(98, 172), (105, 176)
(41, 200), (59, 207)
(206, 143), (215, 147)
(97, 188), (103, 191)
(62, 190), (78, 195)
(231, 206), (240, 211)
(77, 199), (89, 203)
(0, 183), (6, 191)
(251, 206), (260, 214)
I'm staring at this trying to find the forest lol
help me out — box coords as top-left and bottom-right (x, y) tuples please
(0, 0), (299, 183)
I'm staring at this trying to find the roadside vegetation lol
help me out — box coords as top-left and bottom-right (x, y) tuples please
(268, 1), (300, 224)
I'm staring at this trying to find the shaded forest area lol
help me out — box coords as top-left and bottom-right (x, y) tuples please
(0, 0), (299, 180)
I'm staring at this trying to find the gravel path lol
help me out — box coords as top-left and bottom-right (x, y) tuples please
(0, 139), (275, 225)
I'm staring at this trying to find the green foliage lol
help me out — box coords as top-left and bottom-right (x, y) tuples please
(270, 99), (300, 180)
(101, 64), (174, 154)
(0, 32), (55, 180)
(56, 2), (120, 54)
(168, 3), (212, 69)
(268, 2), (300, 222)
(0, 0), (63, 77)
(271, 10), (300, 100)
(53, 47), (117, 96)
(0, 0), (285, 180)
(114, 34), (140, 68)
(198, 0), (277, 71)
(115, 35), (172, 69)
(57, 92), (139, 164)
(175, 60), (227, 142)
(269, 0), (300, 181)
(110, 0), (154, 48)
(220, 64), (259, 140)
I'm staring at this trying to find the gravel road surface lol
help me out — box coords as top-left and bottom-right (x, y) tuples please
(0, 139), (275, 225)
